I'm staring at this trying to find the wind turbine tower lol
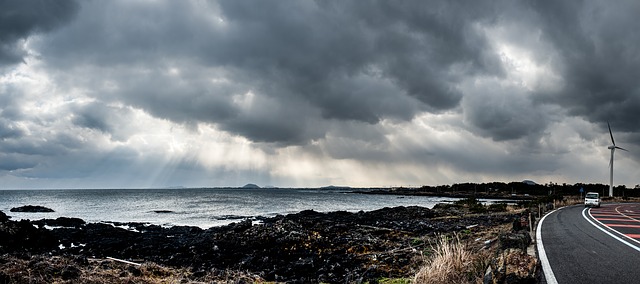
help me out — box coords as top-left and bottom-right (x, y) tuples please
(607, 122), (628, 197)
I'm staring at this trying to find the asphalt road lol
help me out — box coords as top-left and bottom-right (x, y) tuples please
(537, 203), (640, 284)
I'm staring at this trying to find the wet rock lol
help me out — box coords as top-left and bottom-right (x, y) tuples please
(34, 217), (86, 228)
(10, 205), (55, 212)
(0, 210), (9, 222)
(511, 212), (531, 232)
(499, 231), (531, 251)
(229, 219), (252, 232)
(0, 219), (58, 253)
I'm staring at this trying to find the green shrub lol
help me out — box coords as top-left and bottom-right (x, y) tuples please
(468, 203), (487, 213)
(454, 197), (480, 206)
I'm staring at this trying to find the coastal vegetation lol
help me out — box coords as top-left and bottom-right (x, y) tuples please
(387, 181), (640, 198)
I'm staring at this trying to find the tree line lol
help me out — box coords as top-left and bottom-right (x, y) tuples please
(415, 182), (640, 197)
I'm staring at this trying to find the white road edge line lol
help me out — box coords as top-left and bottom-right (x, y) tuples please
(582, 208), (640, 253)
(536, 208), (560, 284)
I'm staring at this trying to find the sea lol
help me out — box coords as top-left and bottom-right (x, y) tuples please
(0, 188), (461, 229)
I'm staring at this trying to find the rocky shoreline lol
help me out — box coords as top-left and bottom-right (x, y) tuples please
(0, 202), (538, 283)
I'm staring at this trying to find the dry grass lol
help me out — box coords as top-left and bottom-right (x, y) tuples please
(412, 222), (514, 284)
(554, 196), (583, 207)
(0, 255), (264, 284)
(413, 234), (488, 284)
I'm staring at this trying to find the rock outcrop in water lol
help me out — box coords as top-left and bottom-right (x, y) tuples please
(10, 205), (55, 212)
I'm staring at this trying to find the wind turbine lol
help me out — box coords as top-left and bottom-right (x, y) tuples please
(607, 122), (628, 197)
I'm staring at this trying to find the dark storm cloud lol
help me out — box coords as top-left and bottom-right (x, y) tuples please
(0, 153), (36, 171)
(0, 82), (26, 143)
(0, 82), (27, 122)
(71, 102), (112, 133)
(0, 121), (22, 140)
(463, 83), (548, 141)
(15, 145), (137, 179)
(0, 131), (86, 173)
(110, 68), (241, 126)
(528, 0), (640, 136)
(0, 0), (78, 66)
(0, 131), (80, 157)
(211, 0), (501, 114)
(69, 100), (139, 141)
(5, 0), (639, 188)
(34, 0), (509, 145)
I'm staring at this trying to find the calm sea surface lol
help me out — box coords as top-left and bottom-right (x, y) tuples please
(0, 188), (458, 228)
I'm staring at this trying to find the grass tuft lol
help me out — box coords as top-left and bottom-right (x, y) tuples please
(414, 234), (486, 284)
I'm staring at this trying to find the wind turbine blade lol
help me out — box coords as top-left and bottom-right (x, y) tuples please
(615, 146), (629, 152)
(608, 121), (615, 145)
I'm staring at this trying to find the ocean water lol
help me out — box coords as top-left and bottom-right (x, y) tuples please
(0, 188), (458, 228)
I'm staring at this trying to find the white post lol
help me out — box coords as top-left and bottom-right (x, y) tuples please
(610, 148), (614, 197)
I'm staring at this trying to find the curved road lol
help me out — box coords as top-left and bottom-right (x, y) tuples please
(537, 203), (640, 284)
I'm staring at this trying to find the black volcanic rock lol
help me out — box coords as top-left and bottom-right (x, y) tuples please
(33, 217), (86, 228)
(0, 210), (9, 222)
(10, 205), (55, 213)
(1, 205), (519, 283)
(0, 219), (58, 253)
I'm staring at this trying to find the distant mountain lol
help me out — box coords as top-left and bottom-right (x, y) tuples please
(242, 183), (261, 189)
(522, 180), (537, 185)
(321, 185), (352, 190)
(163, 186), (185, 189)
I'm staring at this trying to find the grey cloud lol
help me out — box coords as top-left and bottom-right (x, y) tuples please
(318, 121), (398, 161)
(0, 132), (82, 173)
(0, 153), (36, 171)
(16, 145), (138, 179)
(69, 100), (139, 141)
(7, 0), (639, 188)
(213, 0), (502, 114)
(0, 132), (79, 157)
(318, 74), (422, 123)
(35, 0), (509, 145)
(528, 1), (640, 135)
(0, 0), (78, 66)
(37, 1), (207, 68)
(462, 84), (548, 141)
(0, 120), (23, 140)
(113, 69), (240, 126)
(71, 102), (112, 133)
(12, 144), (250, 189)
(0, 84), (28, 121)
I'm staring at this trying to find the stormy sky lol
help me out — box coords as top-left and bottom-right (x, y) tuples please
(1, 0), (639, 189)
